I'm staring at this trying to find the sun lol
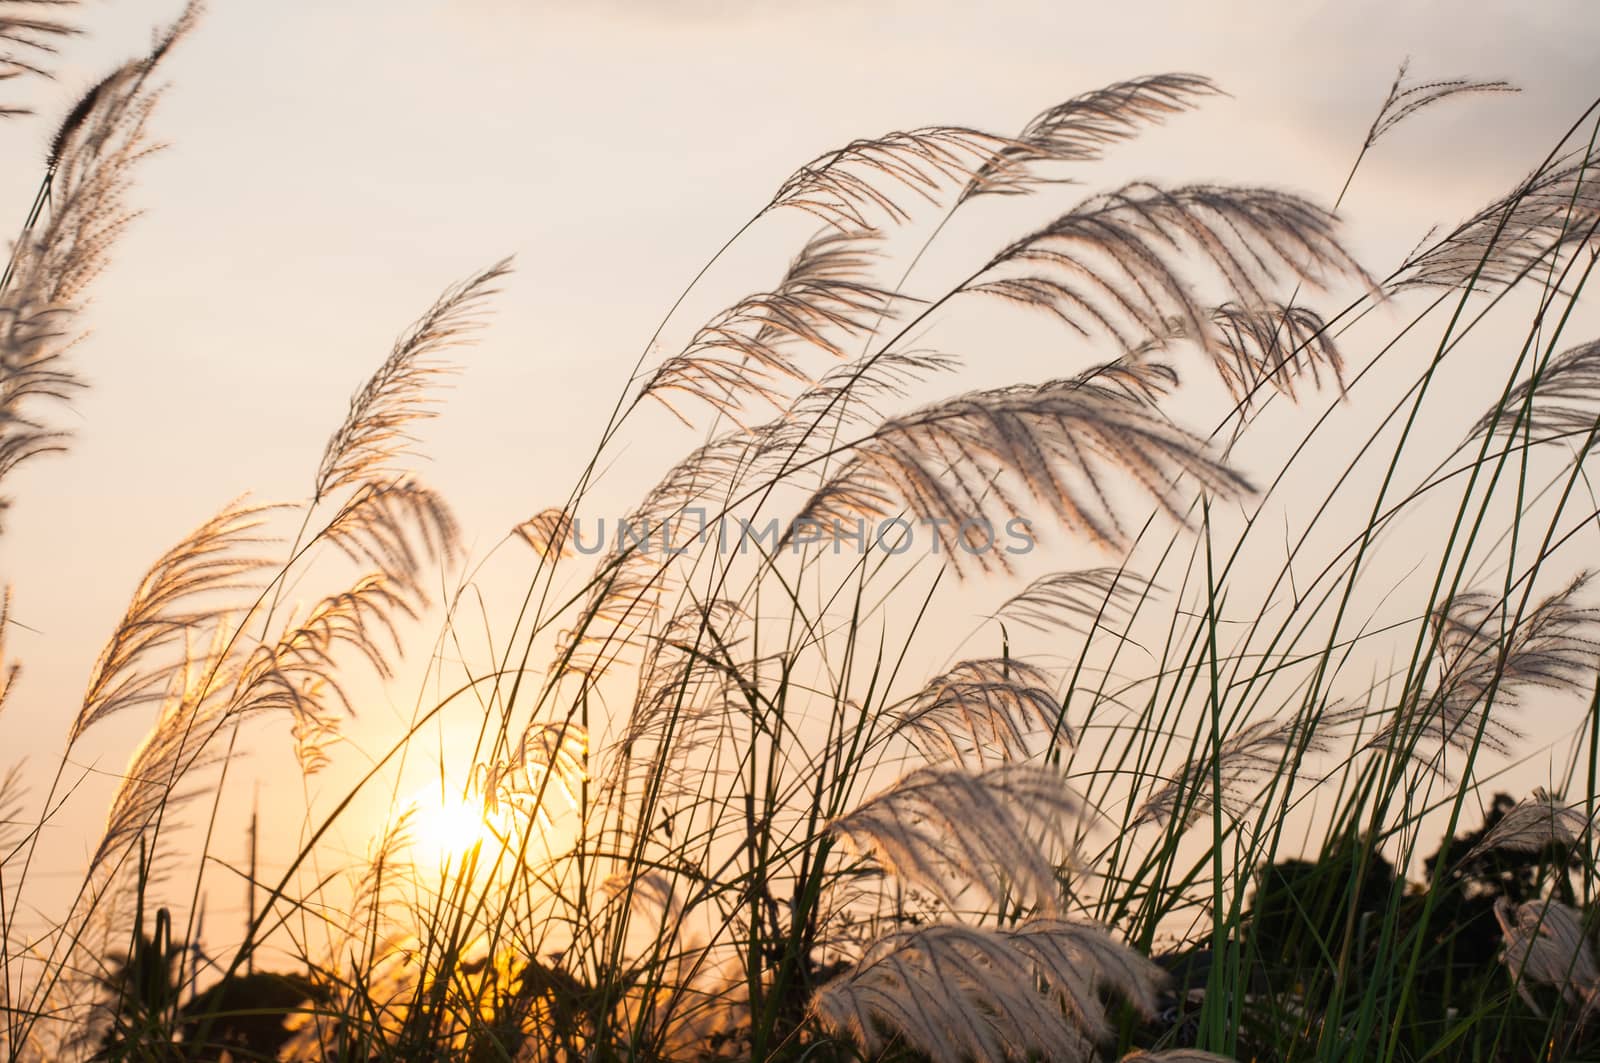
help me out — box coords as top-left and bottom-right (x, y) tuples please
(408, 790), (501, 868)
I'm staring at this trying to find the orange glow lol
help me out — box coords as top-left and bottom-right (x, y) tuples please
(409, 790), (500, 868)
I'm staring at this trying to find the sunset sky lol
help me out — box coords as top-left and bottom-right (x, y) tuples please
(3, 0), (1598, 946)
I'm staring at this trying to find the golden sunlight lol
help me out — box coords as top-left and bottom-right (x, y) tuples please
(408, 789), (501, 868)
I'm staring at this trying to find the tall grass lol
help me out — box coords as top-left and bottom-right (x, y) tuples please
(3, 7), (1600, 1061)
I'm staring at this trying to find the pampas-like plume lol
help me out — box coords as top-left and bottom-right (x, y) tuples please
(563, 351), (961, 684)
(70, 499), (273, 744)
(553, 558), (664, 683)
(990, 566), (1154, 634)
(1009, 919), (1166, 1036)
(810, 919), (1165, 1061)
(91, 620), (235, 872)
(79, 500), (437, 866)
(549, 434), (763, 684)
(0, 5), (195, 522)
(314, 258), (511, 502)
(770, 127), (1032, 231)
(1363, 63), (1517, 150)
(0, 759), (26, 852)
(1206, 301), (1344, 405)
(514, 507), (574, 560)
(827, 763), (1083, 912)
(1468, 788), (1593, 858)
(635, 598), (749, 719)
(635, 346), (949, 525)
(966, 183), (1368, 368)
(1135, 707), (1358, 829)
(603, 868), (683, 922)
(319, 478), (459, 595)
(792, 360), (1162, 563)
(231, 574), (415, 774)
(961, 74), (1219, 202)
(781, 347), (964, 438)
(93, 563), (403, 867)
(594, 598), (753, 810)
(1375, 575), (1600, 758)
(1395, 148), (1600, 292)
(889, 658), (1068, 768)
(334, 807), (416, 974)
(771, 74), (1218, 230)
(1467, 338), (1600, 443)
(0, 586), (17, 715)
(0, 2), (80, 116)
(1494, 898), (1600, 1013)
(476, 721), (587, 823)
(638, 229), (903, 423)
(794, 359), (1247, 564)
